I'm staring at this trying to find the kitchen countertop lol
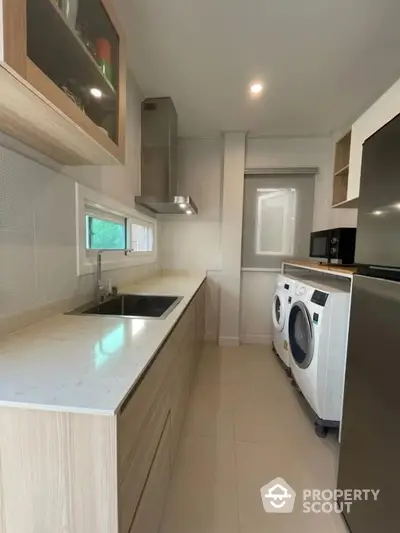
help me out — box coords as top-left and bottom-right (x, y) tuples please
(0, 273), (206, 416)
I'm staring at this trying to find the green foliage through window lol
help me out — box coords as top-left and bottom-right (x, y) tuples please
(86, 215), (126, 250)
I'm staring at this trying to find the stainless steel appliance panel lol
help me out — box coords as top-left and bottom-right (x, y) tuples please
(356, 113), (400, 268)
(337, 275), (400, 533)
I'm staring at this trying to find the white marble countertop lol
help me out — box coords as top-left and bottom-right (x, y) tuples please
(0, 273), (206, 415)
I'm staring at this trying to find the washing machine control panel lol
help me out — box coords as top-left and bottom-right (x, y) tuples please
(311, 290), (329, 307)
(297, 285), (307, 296)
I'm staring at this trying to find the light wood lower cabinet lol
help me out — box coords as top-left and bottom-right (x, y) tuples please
(129, 414), (171, 533)
(0, 281), (205, 533)
(118, 375), (171, 533)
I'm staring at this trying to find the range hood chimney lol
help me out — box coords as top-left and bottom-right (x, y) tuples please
(135, 97), (198, 215)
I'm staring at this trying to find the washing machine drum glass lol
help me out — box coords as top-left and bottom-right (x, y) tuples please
(272, 294), (285, 331)
(289, 302), (314, 369)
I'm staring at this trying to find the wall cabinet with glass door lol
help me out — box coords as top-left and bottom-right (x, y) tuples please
(0, 0), (126, 164)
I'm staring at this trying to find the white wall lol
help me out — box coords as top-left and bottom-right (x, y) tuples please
(219, 133), (246, 346)
(241, 137), (358, 343)
(158, 137), (223, 341)
(158, 137), (223, 271)
(0, 72), (158, 335)
(159, 135), (356, 344)
(240, 271), (277, 344)
(245, 137), (358, 230)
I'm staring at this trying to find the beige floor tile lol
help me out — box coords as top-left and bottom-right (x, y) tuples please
(233, 399), (305, 446)
(183, 363), (235, 440)
(235, 440), (347, 533)
(232, 349), (296, 407)
(183, 395), (234, 440)
(191, 360), (235, 410)
(160, 344), (345, 533)
(160, 435), (239, 533)
(195, 344), (242, 387)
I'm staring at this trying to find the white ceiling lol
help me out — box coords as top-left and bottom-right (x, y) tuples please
(116, 0), (400, 138)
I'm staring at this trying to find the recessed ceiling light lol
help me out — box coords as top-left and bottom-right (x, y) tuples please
(373, 210), (383, 216)
(394, 203), (400, 209)
(90, 88), (103, 99)
(250, 83), (263, 95)
(179, 203), (187, 209)
(186, 210), (192, 215)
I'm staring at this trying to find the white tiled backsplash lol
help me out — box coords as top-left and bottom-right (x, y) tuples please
(0, 146), (157, 335)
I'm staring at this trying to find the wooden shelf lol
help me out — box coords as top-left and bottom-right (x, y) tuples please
(332, 172), (348, 205)
(27, 0), (117, 103)
(332, 196), (359, 209)
(283, 260), (356, 279)
(332, 131), (351, 206)
(334, 164), (349, 177)
(334, 131), (351, 173)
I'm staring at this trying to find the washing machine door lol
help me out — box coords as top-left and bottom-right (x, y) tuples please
(272, 293), (286, 332)
(288, 301), (314, 369)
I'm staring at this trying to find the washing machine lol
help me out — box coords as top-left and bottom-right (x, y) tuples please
(288, 278), (350, 436)
(272, 274), (298, 368)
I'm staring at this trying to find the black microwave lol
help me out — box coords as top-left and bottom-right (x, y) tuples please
(309, 227), (357, 264)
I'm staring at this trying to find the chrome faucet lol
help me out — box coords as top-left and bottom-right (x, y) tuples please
(96, 249), (133, 302)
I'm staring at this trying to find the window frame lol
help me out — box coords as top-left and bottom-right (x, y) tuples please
(76, 183), (157, 276)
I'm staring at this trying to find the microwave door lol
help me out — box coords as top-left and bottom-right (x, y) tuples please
(310, 232), (329, 260)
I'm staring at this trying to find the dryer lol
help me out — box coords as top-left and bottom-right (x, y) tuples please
(288, 278), (350, 437)
(272, 274), (298, 368)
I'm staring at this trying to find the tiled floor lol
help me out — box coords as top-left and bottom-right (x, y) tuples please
(160, 344), (349, 533)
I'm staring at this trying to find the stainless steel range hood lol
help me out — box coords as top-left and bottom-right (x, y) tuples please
(135, 97), (198, 215)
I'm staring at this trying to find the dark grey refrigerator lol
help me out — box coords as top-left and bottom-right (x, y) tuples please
(337, 112), (400, 532)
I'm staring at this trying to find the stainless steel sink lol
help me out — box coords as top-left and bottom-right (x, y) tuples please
(67, 294), (183, 319)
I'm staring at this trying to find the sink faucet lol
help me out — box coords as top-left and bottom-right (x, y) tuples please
(96, 249), (133, 302)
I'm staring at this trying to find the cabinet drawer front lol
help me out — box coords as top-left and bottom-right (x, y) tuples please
(170, 317), (197, 464)
(117, 292), (200, 533)
(118, 338), (175, 473)
(196, 284), (206, 348)
(118, 383), (170, 533)
(171, 370), (192, 465)
(129, 414), (171, 533)
(118, 301), (196, 469)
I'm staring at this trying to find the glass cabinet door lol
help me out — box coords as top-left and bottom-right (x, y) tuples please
(26, 0), (120, 145)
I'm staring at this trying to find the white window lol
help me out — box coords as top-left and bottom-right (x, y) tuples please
(76, 184), (157, 275)
(242, 173), (314, 270)
(130, 221), (154, 252)
(256, 188), (296, 256)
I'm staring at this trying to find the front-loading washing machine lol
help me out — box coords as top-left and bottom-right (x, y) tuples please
(272, 274), (298, 368)
(288, 278), (350, 437)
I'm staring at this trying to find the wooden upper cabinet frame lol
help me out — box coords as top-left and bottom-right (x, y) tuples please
(1, 0), (27, 78)
(0, 0), (126, 164)
(102, 0), (127, 157)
